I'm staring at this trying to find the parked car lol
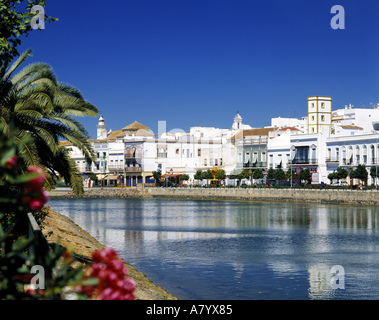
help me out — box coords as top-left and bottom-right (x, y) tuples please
(160, 181), (177, 188)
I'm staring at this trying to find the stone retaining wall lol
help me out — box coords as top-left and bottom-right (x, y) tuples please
(50, 187), (379, 205)
(145, 187), (379, 205)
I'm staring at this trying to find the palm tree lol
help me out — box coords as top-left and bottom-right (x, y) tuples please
(0, 49), (99, 195)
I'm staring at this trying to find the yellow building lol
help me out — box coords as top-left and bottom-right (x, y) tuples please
(308, 96), (332, 134)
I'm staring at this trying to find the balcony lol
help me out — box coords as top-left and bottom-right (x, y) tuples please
(326, 157), (339, 163)
(341, 158), (353, 166)
(289, 159), (318, 165)
(243, 161), (267, 168)
(125, 166), (143, 172)
(108, 165), (124, 171)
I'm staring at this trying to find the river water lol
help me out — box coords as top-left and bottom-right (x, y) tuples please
(49, 198), (379, 300)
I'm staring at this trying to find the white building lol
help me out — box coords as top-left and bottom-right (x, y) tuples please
(65, 97), (379, 187)
(64, 113), (245, 186)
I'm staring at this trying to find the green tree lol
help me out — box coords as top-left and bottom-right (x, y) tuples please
(152, 169), (162, 184)
(274, 168), (286, 180)
(328, 171), (337, 184)
(351, 164), (368, 185)
(0, 0), (58, 67)
(201, 169), (214, 180)
(194, 169), (203, 180)
(266, 168), (275, 180)
(215, 169), (226, 180)
(180, 174), (189, 181)
(89, 172), (98, 184)
(336, 167), (348, 181)
(0, 50), (99, 195)
(239, 169), (250, 180)
(285, 169), (295, 180)
(299, 168), (311, 182)
(252, 169), (263, 180)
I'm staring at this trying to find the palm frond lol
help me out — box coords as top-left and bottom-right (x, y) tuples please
(0, 50), (98, 195)
(3, 49), (33, 82)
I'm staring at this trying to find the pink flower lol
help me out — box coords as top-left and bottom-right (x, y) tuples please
(5, 155), (17, 169)
(83, 247), (136, 300)
(22, 165), (49, 211)
(29, 199), (44, 211)
(25, 167), (46, 192)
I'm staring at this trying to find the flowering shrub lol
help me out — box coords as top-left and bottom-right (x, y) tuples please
(80, 248), (135, 300)
(0, 135), (135, 300)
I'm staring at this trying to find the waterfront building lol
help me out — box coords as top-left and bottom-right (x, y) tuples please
(63, 113), (245, 186)
(233, 128), (276, 172)
(64, 97), (379, 187)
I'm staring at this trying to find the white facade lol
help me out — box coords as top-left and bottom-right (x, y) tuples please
(64, 97), (379, 187)
(332, 105), (379, 134)
(269, 116), (307, 133)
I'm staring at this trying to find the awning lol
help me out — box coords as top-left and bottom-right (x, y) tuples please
(229, 168), (242, 175)
(347, 150), (353, 161)
(106, 175), (118, 179)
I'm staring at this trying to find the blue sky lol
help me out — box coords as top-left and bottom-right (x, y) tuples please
(18, 0), (379, 138)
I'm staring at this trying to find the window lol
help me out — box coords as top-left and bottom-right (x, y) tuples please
(220, 158), (223, 165)
(204, 158), (207, 166)
(321, 102), (325, 109)
(261, 152), (266, 162)
(363, 146), (367, 164)
(157, 148), (167, 158)
(245, 152), (250, 163)
(253, 152), (258, 163)
(311, 127), (315, 133)
(215, 159), (218, 166)
(198, 149), (201, 157)
(311, 116), (315, 121)
(176, 149), (179, 154)
(321, 115), (325, 121)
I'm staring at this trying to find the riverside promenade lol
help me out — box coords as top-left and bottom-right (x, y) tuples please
(50, 186), (379, 205)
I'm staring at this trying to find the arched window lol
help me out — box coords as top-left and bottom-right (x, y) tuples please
(362, 145), (367, 164)
(371, 145), (375, 164)
(245, 152), (250, 163)
(355, 145), (360, 164)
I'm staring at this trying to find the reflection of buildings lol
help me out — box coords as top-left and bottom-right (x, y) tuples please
(307, 264), (335, 300)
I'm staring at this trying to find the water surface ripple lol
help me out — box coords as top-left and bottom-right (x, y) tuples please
(50, 198), (379, 300)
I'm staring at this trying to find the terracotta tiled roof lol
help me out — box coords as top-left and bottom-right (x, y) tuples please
(340, 125), (363, 130)
(278, 126), (300, 131)
(122, 121), (150, 131)
(229, 127), (277, 141)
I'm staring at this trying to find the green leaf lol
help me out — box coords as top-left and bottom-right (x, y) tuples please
(0, 147), (16, 166)
(80, 277), (99, 287)
(7, 172), (40, 184)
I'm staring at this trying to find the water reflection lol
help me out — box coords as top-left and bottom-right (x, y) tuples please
(50, 198), (379, 300)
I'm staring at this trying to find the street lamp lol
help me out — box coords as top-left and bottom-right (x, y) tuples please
(290, 145), (296, 188)
(102, 154), (106, 188)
